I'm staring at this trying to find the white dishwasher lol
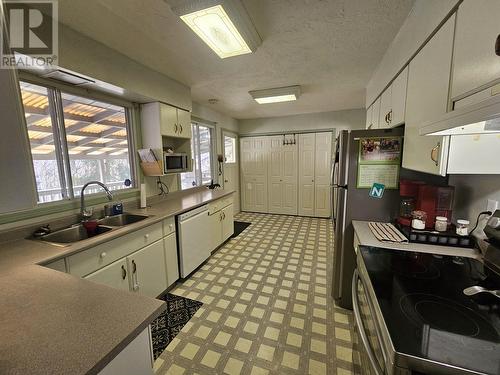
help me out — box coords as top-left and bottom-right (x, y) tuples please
(177, 205), (212, 278)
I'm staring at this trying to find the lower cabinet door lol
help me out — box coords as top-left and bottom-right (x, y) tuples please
(128, 239), (168, 298)
(222, 204), (234, 242)
(208, 211), (223, 251)
(84, 258), (130, 292)
(163, 232), (179, 287)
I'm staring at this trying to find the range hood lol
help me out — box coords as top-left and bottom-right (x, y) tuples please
(420, 93), (500, 136)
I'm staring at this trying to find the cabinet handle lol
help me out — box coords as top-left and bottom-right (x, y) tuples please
(430, 142), (440, 166)
(179, 124), (183, 133)
(496, 34), (500, 56)
(121, 265), (127, 280)
(100, 252), (107, 258)
(132, 260), (137, 273)
(222, 212), (226, 220)
(174, 124), (178, 133)
(388, 110), (392, 123)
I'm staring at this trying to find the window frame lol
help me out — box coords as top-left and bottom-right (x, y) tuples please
(180, 121), (217, 190)
(18, 74), (138, 205)
(223, 131), (238, 165)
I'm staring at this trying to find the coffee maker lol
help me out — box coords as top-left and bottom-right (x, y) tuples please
(398, 180), (454, 229)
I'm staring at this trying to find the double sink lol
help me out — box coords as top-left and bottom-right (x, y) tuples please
(38, 214), (149, 245)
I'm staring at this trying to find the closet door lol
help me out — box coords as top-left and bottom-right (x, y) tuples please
(314, 132), (333, 218)
(268, 136), (284, 214)
(268, 135), (298, 215)
(240, 137), (268, 213)
(298, 134), (316, 216)
(282, 140), (298, 215)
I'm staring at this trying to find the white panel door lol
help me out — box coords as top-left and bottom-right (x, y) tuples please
(298, 133), (316, 216)
(402, 16), (454, 176)
(127, 239), (168, 298)
(84, 258), (130, 292)
(240, 137), (268, 213)
(268, 136), (284, 214)
(314, 132), (333, 218)
(282, 144), (298, 215)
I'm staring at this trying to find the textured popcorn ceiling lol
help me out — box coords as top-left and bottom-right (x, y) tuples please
(58, 0), (414, 119)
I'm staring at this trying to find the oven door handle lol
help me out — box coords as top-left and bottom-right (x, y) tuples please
(352, 269), (384, 375)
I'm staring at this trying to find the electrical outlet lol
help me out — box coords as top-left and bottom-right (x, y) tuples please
(487, 199), (499, 213)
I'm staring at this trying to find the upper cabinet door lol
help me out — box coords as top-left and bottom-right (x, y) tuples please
(159, 103), (178, 137)
(452, 0), (500, 100)
(391, 66), (408, 126)
(365, 105), (373, 129)
(372, 97), (381, 129)
(402, 15), (455, 176)
(378, 86), (392, 129)
(176, 109), (192, 139)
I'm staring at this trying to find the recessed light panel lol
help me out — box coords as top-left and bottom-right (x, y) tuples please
(249, 86), (301, 104)
(180, 5), (252, 58)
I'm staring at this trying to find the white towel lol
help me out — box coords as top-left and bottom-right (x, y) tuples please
(368, 222), (408, 243)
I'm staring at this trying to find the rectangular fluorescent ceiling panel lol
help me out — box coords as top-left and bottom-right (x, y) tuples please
(171, 0), (262, 59)
(249, 86), (301, 104)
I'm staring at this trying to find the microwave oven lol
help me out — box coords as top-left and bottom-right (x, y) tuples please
(164, 153), (189, 173)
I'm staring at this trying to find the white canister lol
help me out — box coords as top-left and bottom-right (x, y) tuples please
(456, 219), (470, 236)
(435, 216), (448, 232)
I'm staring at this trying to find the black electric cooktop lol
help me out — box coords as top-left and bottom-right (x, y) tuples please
(360, 247), (500, 374)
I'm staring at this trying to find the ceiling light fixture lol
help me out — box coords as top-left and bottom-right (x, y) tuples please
(170, 0), (261, 59)
(249, 86), (301, 104)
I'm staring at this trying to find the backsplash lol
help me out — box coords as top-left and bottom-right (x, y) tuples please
(449, 174), (500, 236)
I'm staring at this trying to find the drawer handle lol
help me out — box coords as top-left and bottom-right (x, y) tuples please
(144, 234), (149, 241)
(100, 252), (107, 259)
(430, 142), (440, 166)
(121, 265), (127, 280)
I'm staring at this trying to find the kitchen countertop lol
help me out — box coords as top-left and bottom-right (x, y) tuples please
(0, 188), (233, 272)
(352, 220), (482, 259)
(0, 187), (233, 375)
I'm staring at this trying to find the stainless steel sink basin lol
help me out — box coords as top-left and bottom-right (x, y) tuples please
(97, 213), (149, 227)
(40, 225), (112, 244)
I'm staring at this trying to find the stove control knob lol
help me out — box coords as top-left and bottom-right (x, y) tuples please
(486, 216), (500, 229)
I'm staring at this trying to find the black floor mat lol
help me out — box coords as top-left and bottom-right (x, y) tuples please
(150, 293), (203, 360)
(231, 221), (251, 238)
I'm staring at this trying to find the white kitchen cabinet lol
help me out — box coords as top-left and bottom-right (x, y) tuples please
(221, 204), (234, 242)
(378, 67), (408, 128)
(44, 258), (67, 273)
(176, 108), (192, 139)
(298, 132), (333, 218)
(268, 135), (298, 215)
(379, 87), (392, 129)
(84, 258), (130, 292)
(142, 102), (191, 139)
(127, 239), (168, 298)
(98, 328), (153, 375)
(452, 0), (500, 101)
(366, 99), (382, 129)
(365, 105), (372, 129)
(402, 15), (455, 176)
(207, 197), (234, 250)
(372, 97), (381, 129)
(163, 232), (179, 287)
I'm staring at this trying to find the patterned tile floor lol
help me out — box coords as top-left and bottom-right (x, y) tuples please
(154, 212), (358, 375)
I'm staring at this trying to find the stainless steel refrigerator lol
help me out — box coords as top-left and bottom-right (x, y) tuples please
(332, 128), (404, 309)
